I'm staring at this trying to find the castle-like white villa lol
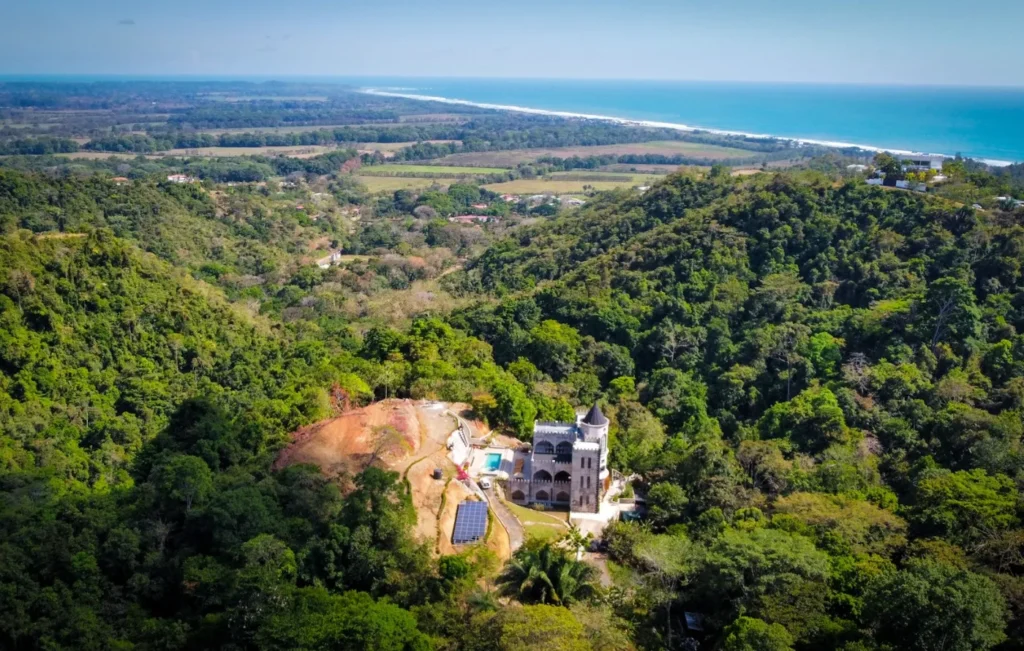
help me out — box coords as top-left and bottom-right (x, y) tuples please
(507, 403), (610, 514)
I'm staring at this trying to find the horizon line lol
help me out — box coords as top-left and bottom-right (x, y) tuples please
(1, 73), (1024, 90)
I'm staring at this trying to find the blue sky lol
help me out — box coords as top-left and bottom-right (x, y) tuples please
(2, 0), (1023, 86)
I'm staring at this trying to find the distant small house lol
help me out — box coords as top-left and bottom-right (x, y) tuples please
(449, 215), (491, 224)
(167, 174), (196, 184)
(846, 164), (869, 173)
(112, 176), (130, 185)
(636, 186), (651, 193)
(317, 251), (342, 269)
(526, 194), (556, 206)
(500, 194), (517, 202)
(899, 155), (944, 172)
(471, 203), (488, 209)
(561, 198), (586, 207)
(866, 178), (884, 186)
(296, 204), (305, 210)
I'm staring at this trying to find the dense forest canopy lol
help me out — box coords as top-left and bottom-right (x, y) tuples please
(444, 169), (1024, 648)
(2, 80), (1024, 650)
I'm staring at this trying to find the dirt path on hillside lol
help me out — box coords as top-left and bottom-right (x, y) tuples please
(274, 399), (420, 474)
(400, 403), (461, 545)
(277, 400), (489, 555)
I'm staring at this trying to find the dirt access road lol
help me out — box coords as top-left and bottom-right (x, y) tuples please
(275, 399), (456, 545)
(276, 400), (512, 561)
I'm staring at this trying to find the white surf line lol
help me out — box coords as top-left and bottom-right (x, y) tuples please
(362, 88), (1013, 167)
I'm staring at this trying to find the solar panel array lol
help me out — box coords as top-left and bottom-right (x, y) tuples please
(452, 500), (488, 544)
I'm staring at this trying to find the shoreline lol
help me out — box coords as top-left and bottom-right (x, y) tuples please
(362, 88), (1013, 167)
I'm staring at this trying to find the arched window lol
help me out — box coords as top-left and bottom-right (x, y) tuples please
(535, 490), (550, 501)
(555, 491), (570, 502)
(535, 441), (554, 455)
(554, 471), (571, 482)
(555, 441), (573, 460)
(511, 490), (525, 501)
(533, 470), (552, 482)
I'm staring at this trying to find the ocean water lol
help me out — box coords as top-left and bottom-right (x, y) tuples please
(5, 74), (1022, 163)
(351, 78), (1024, 164)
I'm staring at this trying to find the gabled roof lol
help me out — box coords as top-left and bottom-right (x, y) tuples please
(582, 402), (607, 426)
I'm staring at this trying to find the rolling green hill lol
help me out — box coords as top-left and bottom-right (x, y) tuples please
(447, 169), (1024, 646)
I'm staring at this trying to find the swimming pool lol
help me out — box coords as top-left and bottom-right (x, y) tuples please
(484, 453), (502, 472)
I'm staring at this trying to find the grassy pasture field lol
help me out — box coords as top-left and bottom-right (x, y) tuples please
(360, 163), (508, 175)
(433, 140), (760, 167)
(547, 171), (664, 183)
(356, 140), (461, 154)
(353, 175), (463, 191)
(599, 163), (692, 173)
(483, 173), (661, 195)
(58, 152), (144, 160)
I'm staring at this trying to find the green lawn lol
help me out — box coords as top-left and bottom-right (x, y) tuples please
(524, 523), (565, 543)
(504, 500), (570, 526)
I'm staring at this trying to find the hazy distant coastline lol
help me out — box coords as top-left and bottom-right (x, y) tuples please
(364, 88), (1013, 167)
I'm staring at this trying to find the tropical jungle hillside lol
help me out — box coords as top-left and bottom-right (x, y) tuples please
(446, 168), (1024, 649)
(2, 82), (1024, 651)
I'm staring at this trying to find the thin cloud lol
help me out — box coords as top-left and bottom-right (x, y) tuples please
(117, 19), (135, 26)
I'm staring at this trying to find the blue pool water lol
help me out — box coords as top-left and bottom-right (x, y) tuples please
(484, 453), (501, 472)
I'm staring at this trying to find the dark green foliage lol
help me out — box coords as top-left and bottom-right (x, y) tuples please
(864, 560), (1008, 651)
(257, 587), (430, 651)
(0, 231), (461, 649)
(4, 86), (1024, 650)
(453, 167), (1024, 648)
(496, 541), (599, 606)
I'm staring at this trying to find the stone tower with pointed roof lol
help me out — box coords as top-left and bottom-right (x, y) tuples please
(507, 402), (610, 514)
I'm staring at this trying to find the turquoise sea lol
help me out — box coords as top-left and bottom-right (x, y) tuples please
(6, 75), (1023, 163)
(350, 78), (1024, 164)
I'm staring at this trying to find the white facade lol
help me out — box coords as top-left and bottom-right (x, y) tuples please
(899, 155), (945, 172)
(507, 403), (610, 514)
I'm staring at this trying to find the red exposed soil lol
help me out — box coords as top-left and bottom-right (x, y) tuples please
(273, 399), (420, 474)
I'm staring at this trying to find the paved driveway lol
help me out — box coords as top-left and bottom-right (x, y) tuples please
(486, 484), (525, 552)
(454, 408), (525, 553)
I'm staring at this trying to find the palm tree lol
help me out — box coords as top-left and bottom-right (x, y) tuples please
(496, 542), (598, 606)
(560, 523), (594, 561)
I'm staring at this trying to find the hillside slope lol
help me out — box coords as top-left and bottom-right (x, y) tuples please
(0, 230), (345, 488)
(449, 171), (1024, 645)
